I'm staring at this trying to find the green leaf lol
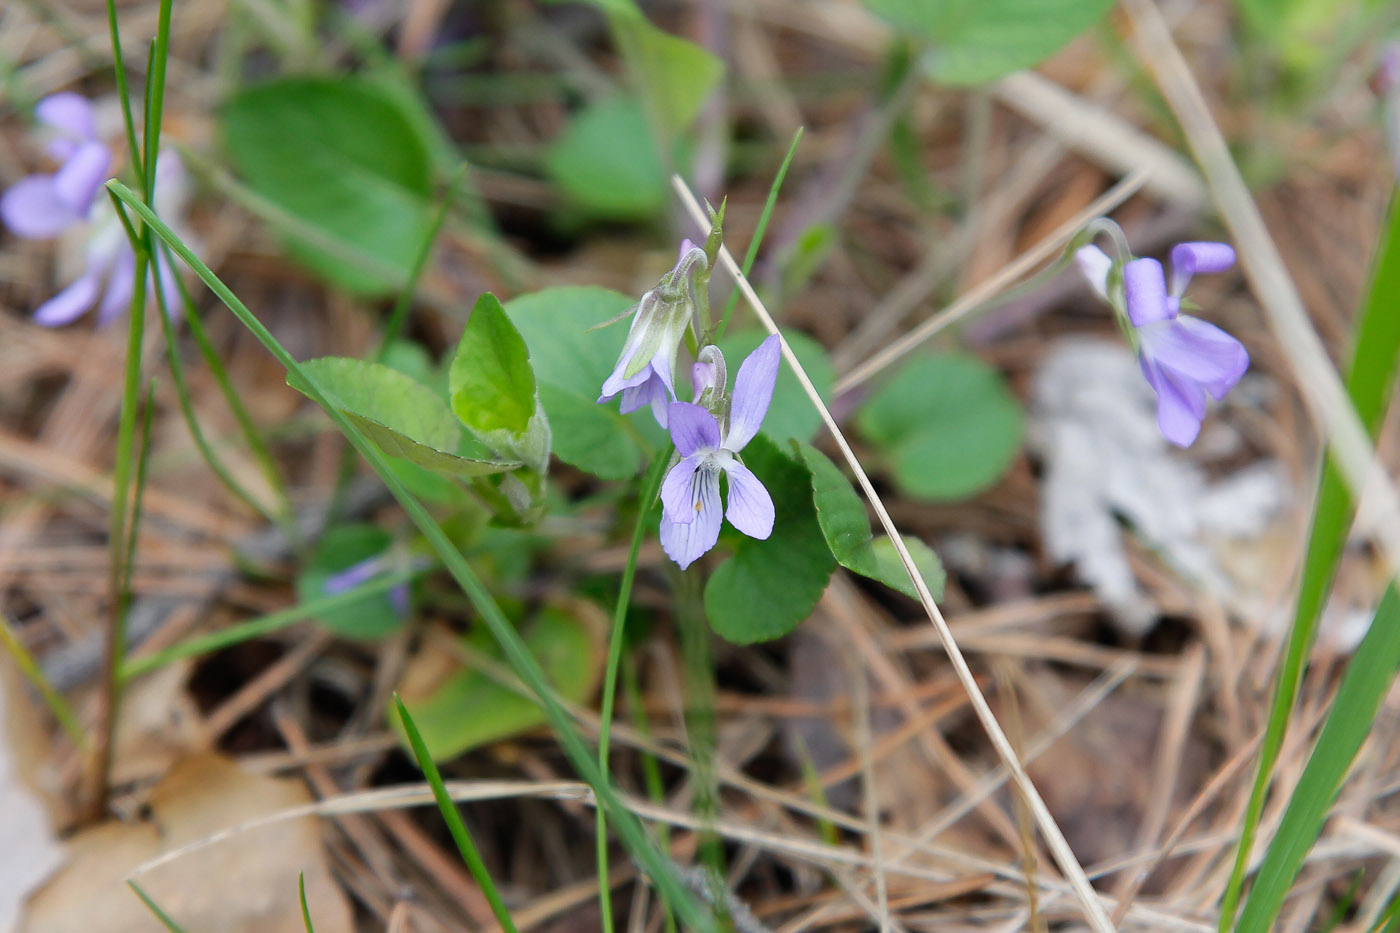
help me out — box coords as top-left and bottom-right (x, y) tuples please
(544, 97), (667, 221)
(221, 77), (434, 295)
(538, 384), (642, 481)
(451, 293), (539, 438)
(856, 352), (1023, 501)
(798, 443), (944, 601)
(296, 524), (404, 639)
(718, 329), (834, 444)
(393, 606), (603, 760)
(1236, 588), (1400, 932)
(507, 287), (635, 397)
(545, 0), (723, 138)
(613, 15), (724, 137)
(506, 286), (659, 470)
(290, 357), (518, 478)
(704, 436), (835, 643)
(861, 0), (1115, 85)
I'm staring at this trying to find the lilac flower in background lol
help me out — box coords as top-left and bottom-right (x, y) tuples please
(597, 239), (707, 427)
(323, 554), (411, 618)
(1123, 242), (1249, 447)
(1, 93), (197, 328)
(659, 335), (780, 569)
(34, 152), (192, 327)
(0, 93), (111, 239)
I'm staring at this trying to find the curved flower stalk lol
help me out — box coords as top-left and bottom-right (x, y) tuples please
(659, 335), (780, 569)
(0, 93), (195, 327)
(597, 239), (708, 427)
(1076, 240), (1249, 447)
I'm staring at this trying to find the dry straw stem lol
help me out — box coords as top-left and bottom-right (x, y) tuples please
(670, 176), (1116, 932)
(834, 169), (1148, 395)
(1122, 0), (1400, 587)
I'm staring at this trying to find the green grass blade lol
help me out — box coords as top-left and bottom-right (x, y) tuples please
(141, 0), (173, 201)
(298, 873), (316, 932)
(150, 246), (283, 525)
(378, 163), (467, 357)
(716, 127), (803, 340)
(0, 610), (84, 745)
(128, 882), (189, 932)
(1221, 191), (1400, 927)
(1235, 588), (1400, 931)
(596, 450), (671, 933)
(393, 695), (518, 932)
(104, 0), (144, 191)
(121, 568), (417, 679)
(108, 179), (714, 931)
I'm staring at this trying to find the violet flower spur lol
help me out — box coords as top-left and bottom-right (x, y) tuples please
(659, 335), (780, 570)
(597, 240), (707, 427)
(1124, 242), (1249, 447)
(0, 93), (111, 239)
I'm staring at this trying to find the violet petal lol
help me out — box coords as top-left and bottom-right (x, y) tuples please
(1142, 355), (1206, 447)
(660, 455), (706, 525)
(1169, 241), (1235, 295)
(1139, 315), (1249, 400)
(1, 176), (78, 239)
(1123, 258), (1173, 326)
(36, 93), (97, 143)
(1074, 245), (1112, 301)
(51, 142), (110, 215)
(725, 335), (781, 452)
(98, 251), (137, 325)
(659, 469), (722, 569)
(668, 402), (721, 457)
(722, 460), (774, 540)
(33, 273), (100, 327)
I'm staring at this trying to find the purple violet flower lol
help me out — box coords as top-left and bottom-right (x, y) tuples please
(597, 240), (706, 427)
(0, 93), (111, 239)
(659, 335), (780, 569)
(324, 554), (410, 618)
(1123, 242), (1249, 447)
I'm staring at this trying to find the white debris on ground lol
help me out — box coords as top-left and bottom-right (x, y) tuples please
(1032, 339), (1288, 636)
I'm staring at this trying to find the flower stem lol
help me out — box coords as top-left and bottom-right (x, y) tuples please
(596, 449), (671, 933)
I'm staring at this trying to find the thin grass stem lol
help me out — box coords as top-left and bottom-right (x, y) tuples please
(0, 611), (85, 745)
(394, 695), (518, 933)
(128, 882), (188, 932)
(596, 450), (671, 933)
(716, 127), (802, 340)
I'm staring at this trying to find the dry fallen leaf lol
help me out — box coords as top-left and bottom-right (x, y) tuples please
(22, 753), (352, 933)
(0, 665), (63, 933)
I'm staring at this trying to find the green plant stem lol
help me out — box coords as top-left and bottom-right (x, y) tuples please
(111, 180), (714, 931)
(1220, 191), (1400, 928)
(128, 882), (189, 932)
(677, 568), (730, 927)
(92, 240), (148, 819)
(394, 695), (518, 932)
(716, 127), (802, 340)
(0, 611), (84, 745)
(121, 568), (416, 679)
(167, 251), (300, 552)
(104, 0), (143, 188)
(623, 654), (678, 933)
(595, 450), (671, 933)
(150, 249), (281, 527)
(141, 0), (173, 200)
(298, 873), (316, 932)
(121, 382), (157, 602)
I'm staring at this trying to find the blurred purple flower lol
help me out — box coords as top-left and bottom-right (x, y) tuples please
(659, 335), (780, 569)
(323, 553), (411, 618)
(0, 93), (111, 239)
(598, 239), (706, 427)
(1123, 242), (1249, 447)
